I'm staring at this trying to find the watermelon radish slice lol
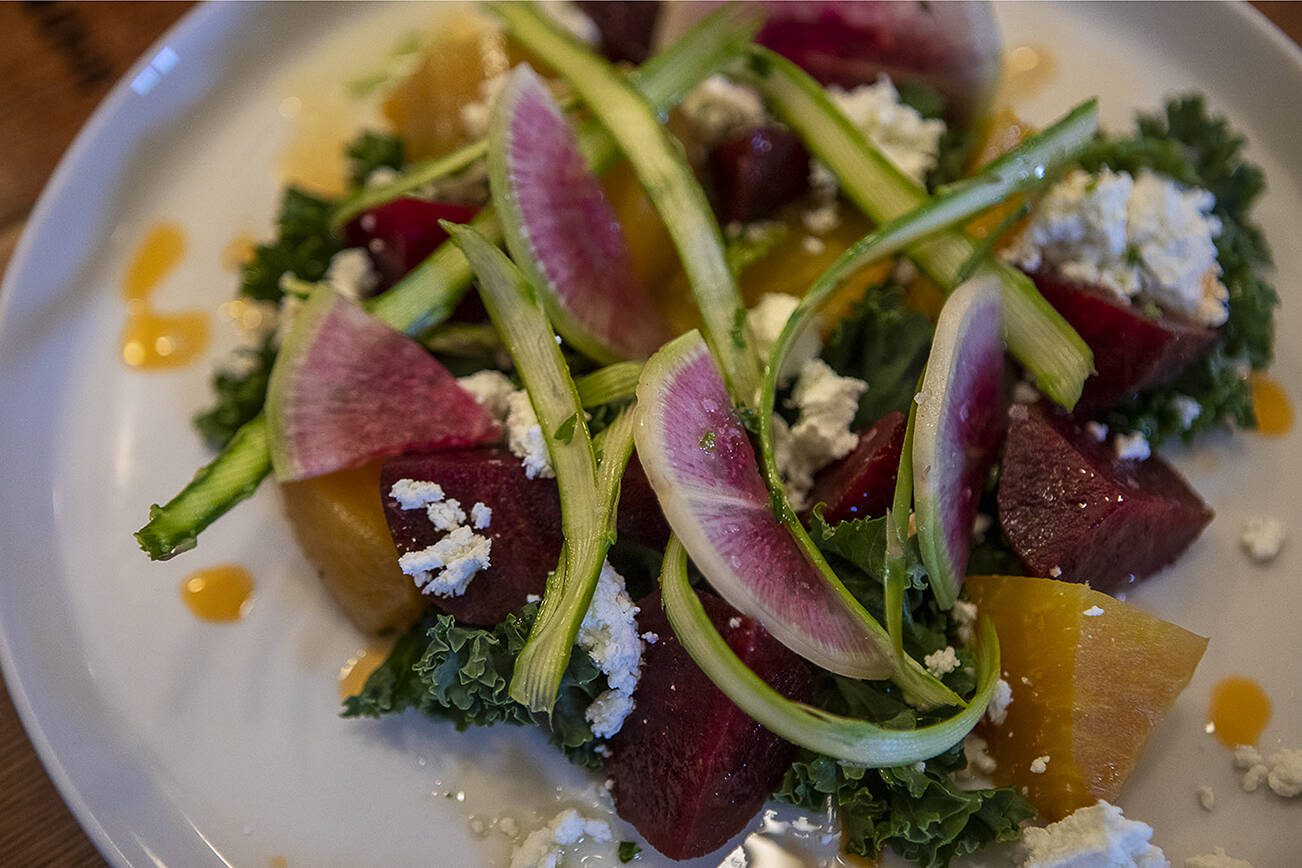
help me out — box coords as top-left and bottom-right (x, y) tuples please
(913, 274), (1007, 609)
(265, 287), (500, 482)
(490, 65), (671, 364)
(636, 330), (898, 681)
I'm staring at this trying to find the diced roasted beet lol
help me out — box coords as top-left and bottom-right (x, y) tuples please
(381, 448), (562, 625)
(617, 454), (671, 550)
(609, 591), (813, 861)
(576, 1), (662, 64)
(707, 126), (811, 224)
(997, 402), (1213, 593)
(807, 411), (906, 523)
(380, 448), (668, 624)
(1029, 271), (1220, 415)
(344, 198), (480, 292)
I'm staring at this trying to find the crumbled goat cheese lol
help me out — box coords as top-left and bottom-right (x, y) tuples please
(506, 390), (555, 479)
(537, 1), (600, 46)
(801, 202), (842, 235)
(640, 631), (658, 644)
(1086, 420), (1110, 443)
(460, 71), (511, 140)
(1020, 800), (1167, 868)
(953, 733), (997, 790)
(1030, 755), (1051, 774)
(324, 248), (379, 300)
(526, 593), (541, 603)
(773, 359), (868, 510)
(399, 525), (492, 598)
(364, 166), (400, 188)
(457, 369), (516, 422)
(728, 617), (742, 630)
(986, 678), (1013, 726)
(1004, 167), (1228, 327)
(1185, 848), (1254, 868)
(1266, 748), (1302, 797)
(746, 293), (823, 386)
(1048, 565), (1063, 578)
(509, 808), (614, 868)
(1239, 514), (1285, 563)
(1013, 380), (1042, 405)
(1196, 785), (1215, 811)
(578, 562), (644, 738)
(801, 235), (826, 255)
(681, 75), (767, 146)
(924, 646), (961, 677)
(1083, 605), (1105, 617)
(813, 76), (945, 187)
(470, 502), (492, 530)
(952, 598), (979, 645)
(426, 498), (466, 531)
(1171, 394), (1203, 430)
(389, 478), (446, 510)
(1114, 430), (1152, 462)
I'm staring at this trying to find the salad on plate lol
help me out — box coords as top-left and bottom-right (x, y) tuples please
(132, 2), (1291, 865)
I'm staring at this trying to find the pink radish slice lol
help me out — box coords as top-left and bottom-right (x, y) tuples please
(635, 331), (894, 679)
(266, 288), (500, 482)
(912, 275), (1006, 608)
(492, 65), (671, 363)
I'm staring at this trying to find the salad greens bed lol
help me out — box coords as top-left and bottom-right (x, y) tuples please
(137, 2), (1278, 864)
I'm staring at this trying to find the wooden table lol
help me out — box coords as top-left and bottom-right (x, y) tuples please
(2, 2), (1300, 864)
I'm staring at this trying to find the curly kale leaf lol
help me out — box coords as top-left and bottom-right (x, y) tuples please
(239, 187), (341, 303)
(342, 603), (606, 768)
(345, 130), (406, 189)
(821, 284), (933, 428)
(776, 749), (1032, 868)
(1079, 95), (1277, 443)
(192, 334), (277, 450)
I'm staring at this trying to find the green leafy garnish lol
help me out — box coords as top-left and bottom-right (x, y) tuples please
(193, 334), (277, 450)
(239, 188), (340, 303)
(344, 130), (405, 189)
(617, 841), (642, 862)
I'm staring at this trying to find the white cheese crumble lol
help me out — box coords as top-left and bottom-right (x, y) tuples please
(816, 76), (946, 186)
(1048, 565), (1063, 578)
(1114, 430), (1152, 462)
(399, 525), (492, 597)
(578, 562), (644, 738)
(460, 70), (511, 140)
(1083, 605), (1105, 617)
(457, 369), (516, 421)
(389, 478), (446, 510)
(801, 202), (842, 236)
(324, 248), (379, 301)
(728, 616), (743, 630)
(426, 499), (466, 531)
(1086, 421), (1110, 443)
(508, 808), (614, 868)
(1185, 848), (1254, 868)
(986, 678), (1013, 726)
(680, 75), (767, 146)
(745, 293), (823, 386)
(954, 733), (998, 790)
(1020, 800), (1167, 868)
(1171, 394), (1203, 430)
(1004, 167), (1228, 327)
(1012, 380), (1043, 405)
(1196, 785), (1215, 811)
(470, 502), (492, 530)
(640, 631), (659, 644)
(924, 646), (961, 677)
(505, 390), (555, 479)
(951, 599), (979, 645)
(1232, 743), (1302, 796)
(1239, 514), (1285, 563)
(773, 358), (868, 510)
(1029, 755), (1051, 774)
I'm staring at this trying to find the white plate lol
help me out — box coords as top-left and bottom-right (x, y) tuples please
(2, 2), (1300, 865)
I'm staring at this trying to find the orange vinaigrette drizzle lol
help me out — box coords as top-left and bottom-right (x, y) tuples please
(338, 639), (397, 700)
(120, 222), (211, 369)
(1250, 373), (1293, 436)
(180, 565), (254, 622)
(1206, 676), (1272, 748)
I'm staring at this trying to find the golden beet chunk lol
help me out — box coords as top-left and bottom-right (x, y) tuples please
(966, 574), (1207, 820)
(280, 462), (423, 635)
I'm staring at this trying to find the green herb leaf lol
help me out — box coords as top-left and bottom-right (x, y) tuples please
(617, 841), (642, 862)
(344, 130), (406, 189)
(239, 188), (340, 303)
(193, 334), (277, 450)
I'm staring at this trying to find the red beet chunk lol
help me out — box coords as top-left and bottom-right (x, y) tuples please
(609, 591), (813, 860)
(707, 126), (811, 224)
(344, 198), (480, 292)
(617, 454), (671, 550)
(576, 1), (662, 64)
(808, 411), (906, 523)
(997, 402), (1213, 593)
(381, 448), (561, 625)
(1030, 271), (1219, 415)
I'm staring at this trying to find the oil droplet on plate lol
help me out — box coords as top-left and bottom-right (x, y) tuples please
(121, 222), (211, 370)
(180, 565), (254, 622)
(338, 638), (396, 700)
(1250, 373), (1293, 436)
(1207, 676), (1271, 748)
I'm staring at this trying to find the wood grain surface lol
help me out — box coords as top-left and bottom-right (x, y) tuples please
(1, 2), (1299, 865)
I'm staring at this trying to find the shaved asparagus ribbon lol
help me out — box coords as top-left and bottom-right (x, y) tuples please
(660, 537), (1001, 766)
(447, 222), (635, 713)
(739, 47), (1097, 410)
(490, 1), (763, 402)
(134, 7), (757, 560)
(753, 99), (1098, 698)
